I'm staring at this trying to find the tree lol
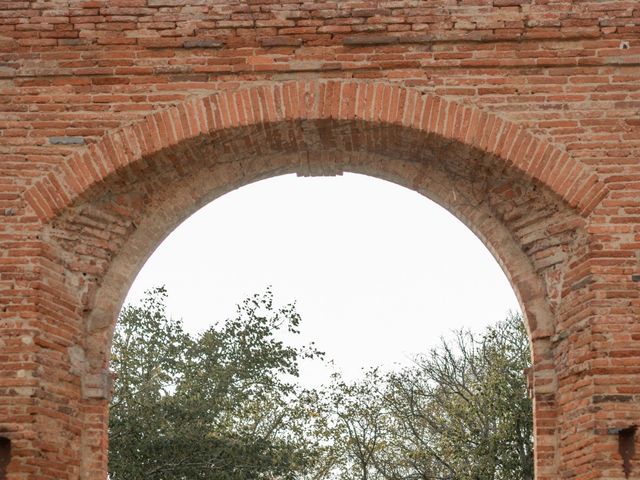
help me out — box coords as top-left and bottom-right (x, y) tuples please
(326, 313), (533, 480)
(110, 288), (533, 480)
(109, 286), (324, 480)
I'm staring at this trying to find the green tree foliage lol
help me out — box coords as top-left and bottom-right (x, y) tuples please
(109, 287), (324, 480)
(110, 288), (532, 480)
(322, 313), (534, 480)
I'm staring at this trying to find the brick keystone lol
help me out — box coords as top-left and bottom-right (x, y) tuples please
(49, 136), (85, 145)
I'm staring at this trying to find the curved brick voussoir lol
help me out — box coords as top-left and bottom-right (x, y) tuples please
(24, 80), (603, 224)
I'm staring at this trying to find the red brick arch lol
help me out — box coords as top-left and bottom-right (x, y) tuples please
(6, 80), (621, 480)
(3, 0), (640, 477)
(24, 80), (606, 222)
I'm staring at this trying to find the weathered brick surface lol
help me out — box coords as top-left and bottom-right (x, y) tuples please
(0, 1), (639, 479)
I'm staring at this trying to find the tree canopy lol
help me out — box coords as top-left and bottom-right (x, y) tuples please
(109, 289), (533, 480)
(319, 313), (533, 480)
(109, 287), (324, 479)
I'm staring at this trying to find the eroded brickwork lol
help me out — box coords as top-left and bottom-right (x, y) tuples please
(1, 1), (639, 479)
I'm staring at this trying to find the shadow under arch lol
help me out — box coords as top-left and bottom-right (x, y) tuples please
(30, 81), (598, 479)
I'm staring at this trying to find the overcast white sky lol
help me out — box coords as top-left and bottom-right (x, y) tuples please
(125, 173), (520, 386)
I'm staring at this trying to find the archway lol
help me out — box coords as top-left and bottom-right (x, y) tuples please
(15, 81), (602, 479)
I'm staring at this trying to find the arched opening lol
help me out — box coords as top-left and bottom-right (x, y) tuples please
(113, 172), (529, 478)
(123, 172), (522, 385)
(26, 81), (597, 479)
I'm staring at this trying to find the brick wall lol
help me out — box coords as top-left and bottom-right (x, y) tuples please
(0, 1), (639, 479)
